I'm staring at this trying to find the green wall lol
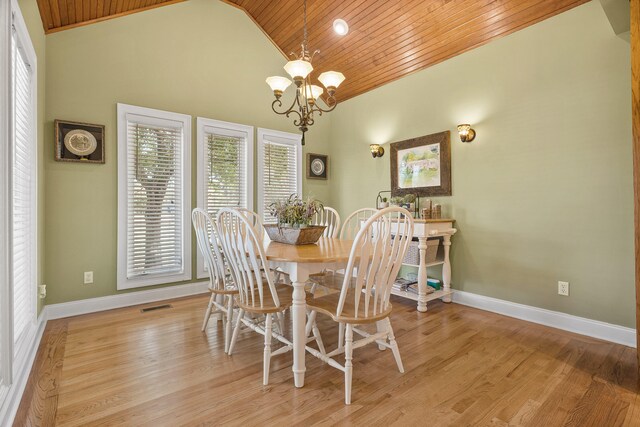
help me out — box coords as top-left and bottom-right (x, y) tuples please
(38, 0), (635, 328)
(43, 0), (331, 304)
(328, 1), (635, 327)
(18, 0), (46, 314)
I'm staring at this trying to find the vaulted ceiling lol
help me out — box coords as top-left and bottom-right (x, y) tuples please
(36, 0), (186, 34)
(36, 0), (589, 100)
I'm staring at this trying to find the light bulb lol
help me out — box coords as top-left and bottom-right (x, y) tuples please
(333, 19), (349, 36)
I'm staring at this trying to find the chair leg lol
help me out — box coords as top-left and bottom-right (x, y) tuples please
(228, 309), (244, 355)
(386, 318), (404, 373)
(224, 295), (234, 354)
(344, 323), (353, 405)
(201, 293), (215, 332)
(213, 294), (224, 325)
(276, 312), (285, 335)
(263, 313), (273, 385)
(376, 320), (387, 351)
(338, 322), (345, 350)
(306, 310), (326, 354)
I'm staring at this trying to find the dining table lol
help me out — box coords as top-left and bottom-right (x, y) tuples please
(264, 236), (354, 388)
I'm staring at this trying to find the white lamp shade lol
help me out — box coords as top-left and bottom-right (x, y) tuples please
(303, 84), (324, 100)
(266, 76), (292, 92)
(284, 59), (313, 79)
(318, 71), (346, 89)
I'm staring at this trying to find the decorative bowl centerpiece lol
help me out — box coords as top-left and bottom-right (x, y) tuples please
(264, 195), (326, 245)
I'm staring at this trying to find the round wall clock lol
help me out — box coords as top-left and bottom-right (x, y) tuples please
(64, 129), (97, 158)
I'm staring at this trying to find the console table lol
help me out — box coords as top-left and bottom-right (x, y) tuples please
(391, 218), (456, 312)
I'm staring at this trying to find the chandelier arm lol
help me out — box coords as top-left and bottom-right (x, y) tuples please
(271, 96), (301, 117)
(311, 99), (338, 114)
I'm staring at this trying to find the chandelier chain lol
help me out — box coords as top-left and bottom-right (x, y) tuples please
(303, 0), (308, 55)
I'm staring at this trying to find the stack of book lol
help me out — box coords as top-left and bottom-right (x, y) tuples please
(392, 278), (435, 294)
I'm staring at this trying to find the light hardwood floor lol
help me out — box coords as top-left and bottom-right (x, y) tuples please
(14, 294), (640, 426)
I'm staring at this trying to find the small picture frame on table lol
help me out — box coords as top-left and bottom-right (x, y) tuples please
(54, 119), (105, 164)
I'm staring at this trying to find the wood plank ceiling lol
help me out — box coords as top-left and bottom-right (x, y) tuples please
(36, 0), (186, 34)
(225, 0), (589, 101)
(36, 0), (589, 100)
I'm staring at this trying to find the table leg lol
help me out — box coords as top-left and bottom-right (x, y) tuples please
(291, 269), (309, 388)
(417, 237), (428, 312)
(442, 234), (452, 303)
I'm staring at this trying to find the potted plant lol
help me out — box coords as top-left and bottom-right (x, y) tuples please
(378, 197), (389, 209)
(402, 194), (416, 212)
(265, 195), (326, 244)
(390, 196), (403, 207)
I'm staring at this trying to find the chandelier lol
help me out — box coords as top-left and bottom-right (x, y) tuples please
(265, 0), (345, 145)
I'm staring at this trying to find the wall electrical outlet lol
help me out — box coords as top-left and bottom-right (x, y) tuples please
(84, 271), (94, 284)
(558, 281), (569, 296)
(38, 284), (46, 299)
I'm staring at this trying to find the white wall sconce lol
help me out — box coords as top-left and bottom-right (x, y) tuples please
(369, 144), (384, 158)
(457, 124), (476, 142)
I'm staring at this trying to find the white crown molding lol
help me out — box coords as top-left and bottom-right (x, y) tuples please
(47, 281), (209, 320)
(0, 309), (47, 426)
(452, 290), (637, 348)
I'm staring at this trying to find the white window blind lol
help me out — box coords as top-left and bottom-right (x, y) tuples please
(117, 104), (191, 290)
(11, 18), (36, 349)
(257, 128), (302, 223)
(196, 118), (253, 278)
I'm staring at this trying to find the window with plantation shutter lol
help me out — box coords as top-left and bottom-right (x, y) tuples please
(11, 22), (37, 349)
(257, 128), (302, 223)
(117, 104), (192, 290)
(196, 118), (253, 278)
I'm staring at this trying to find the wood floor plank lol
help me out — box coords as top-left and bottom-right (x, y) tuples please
(13, 319), (68, 426)
(14, 294), (640, 426)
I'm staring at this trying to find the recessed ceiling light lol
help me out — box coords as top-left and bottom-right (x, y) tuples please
(333, 19), (349, 36)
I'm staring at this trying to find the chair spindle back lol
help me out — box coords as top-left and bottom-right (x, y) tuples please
(339, 208), (379, 240)
(313, 206), (341, 238)
(192, 208), (227, 292)
(337, 207), (414, 320)
(217, 208), (280, 309)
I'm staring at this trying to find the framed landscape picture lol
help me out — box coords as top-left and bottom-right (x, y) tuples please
(390, 130), (451, 197)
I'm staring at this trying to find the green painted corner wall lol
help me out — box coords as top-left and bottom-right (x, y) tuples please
(18, 0), (46, 314)
(43, 0), (331, 304)
(328, 1), (635, 327)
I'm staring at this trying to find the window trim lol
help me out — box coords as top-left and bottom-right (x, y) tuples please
(117, 103), (192, 290)
(256, 128), (302, 221)
(0, 0), (38, 412)
(196, 117), (254, 279)
(0, 0), (11, 401)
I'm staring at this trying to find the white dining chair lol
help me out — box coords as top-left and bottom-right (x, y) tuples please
(312, 206), (341, 238)
(305, 206), (414, 404)
(217, 208), (324, 385)
(192, 208), (237, 353)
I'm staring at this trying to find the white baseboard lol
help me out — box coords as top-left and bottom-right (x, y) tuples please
(47, 281), (209, 320)
(0, 309), (48, 427)
(452, 290), (637, 348)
